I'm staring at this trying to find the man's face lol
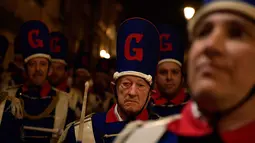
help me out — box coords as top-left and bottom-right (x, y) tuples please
(156, 62), (182, 99)
(26, 57), (49, 86)
(117, 75), (151, 116)
(188, 12), (255, 112)
(49, 62), (67, 86)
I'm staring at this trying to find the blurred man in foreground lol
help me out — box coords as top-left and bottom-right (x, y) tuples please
(114, 0), (255, 142)
(150, 24), (189, 117)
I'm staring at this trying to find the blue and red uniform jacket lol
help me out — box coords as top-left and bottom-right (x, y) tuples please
(64, 104), (159, 143)
(150, 88), (190, 117)
(159, 102), (255, 143)
(16, 81), (75, 143)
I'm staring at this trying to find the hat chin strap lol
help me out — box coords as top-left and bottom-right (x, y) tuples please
(207, 85), (255, 127)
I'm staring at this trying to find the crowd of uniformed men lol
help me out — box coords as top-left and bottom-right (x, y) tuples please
(0, 0), (255, 143)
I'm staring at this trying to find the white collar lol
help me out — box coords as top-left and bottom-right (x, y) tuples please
(114, 104), (123, 121)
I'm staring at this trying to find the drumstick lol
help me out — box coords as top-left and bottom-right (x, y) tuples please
(24, 126), (62, 134)
(77, 81), (89, 142)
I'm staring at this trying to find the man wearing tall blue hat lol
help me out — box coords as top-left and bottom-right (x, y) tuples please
(0, 34), (23, 143)
(150, 24), (190, 117)
(11, 20), (74, 143)
(49, 31), (83, 120)
(58, 17), (160, 143)
(114, 0), (255, 143)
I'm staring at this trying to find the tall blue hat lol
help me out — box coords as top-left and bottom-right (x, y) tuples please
(0, 35), (9, 62)
(157, 24), (184, 67)
(50, 32), (68, 65)
(188, 0), (255, 36)
(114, 17), (160, 85)
(20, 20), (51, 63)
